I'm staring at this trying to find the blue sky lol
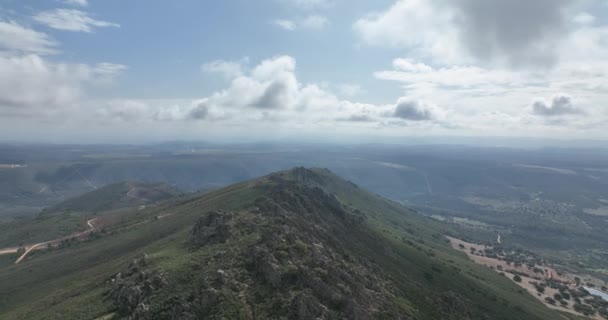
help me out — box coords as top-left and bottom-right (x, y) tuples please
(4, 0), (399, 101)
(1, 0), (608, 143)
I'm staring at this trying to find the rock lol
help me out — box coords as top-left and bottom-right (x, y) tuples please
(248, 247), (282, 288)
(190, 211), (232, 247)
(106, 259), (168, 318)
(289, 293), (325, 320)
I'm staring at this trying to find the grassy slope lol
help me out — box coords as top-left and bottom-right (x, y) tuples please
(0, 181), (181, 248)
(43, 182), (181, 215)
(0, 168), (569, 320)
(0, 213), (86, 248)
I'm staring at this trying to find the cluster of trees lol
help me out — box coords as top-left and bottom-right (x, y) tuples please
(533, 278), (608, 318)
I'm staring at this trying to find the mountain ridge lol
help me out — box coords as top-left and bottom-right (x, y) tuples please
(0, 168), (568, 320)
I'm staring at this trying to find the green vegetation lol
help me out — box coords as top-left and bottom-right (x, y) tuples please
(0, 213), (85, 247)
(43, 182), (180, 215)
(0, 168), (573, 319)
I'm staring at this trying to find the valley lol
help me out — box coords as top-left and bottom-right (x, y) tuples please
(1, 143), (607, 319)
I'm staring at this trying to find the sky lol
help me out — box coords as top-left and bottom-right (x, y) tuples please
(0, 0), (607, 143)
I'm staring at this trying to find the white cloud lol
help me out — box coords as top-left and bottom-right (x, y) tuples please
(202, 59), (247, 79)
(0, 21), (58, 55)
(93, 63), (127, 77)
(0, 54), (91, 109)
(354, 0), (461, 63)
(279, 0), (333, 10)
(78, 56), (390, 132)
(3, 46), (606, 140)
(0, 51), (125, 112)
(354, 0), (579, 67)
(273, 19), (296, 31)
(34, 9), (119, 32)
(375, 58), (526, 93)
(273, 15), (329, 31)
(63, 0), (88, 7)
(372, 54), (608, 135)
(572, 12), (595, 25)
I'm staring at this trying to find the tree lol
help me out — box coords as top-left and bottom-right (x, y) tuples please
(513, 275), (522, 283)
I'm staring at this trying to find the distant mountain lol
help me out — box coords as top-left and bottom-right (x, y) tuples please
(43, 181), (181, 214)
(0, 168), (567, 319)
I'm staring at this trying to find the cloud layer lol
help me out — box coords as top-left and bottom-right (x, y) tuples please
(1, 0), (607, 142)
(355, 0), (580, 67)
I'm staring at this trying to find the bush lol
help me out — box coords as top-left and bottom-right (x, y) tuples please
(513, 275), (522, 283)
(574, 303), (596, 316)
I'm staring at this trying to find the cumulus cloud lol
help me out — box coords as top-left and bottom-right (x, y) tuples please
(354, 0), (577, 67)
(82, 56), (389, 130)
(34, 9), (119, 32)
(0, 54), (126, 112)
(392, 98), (435, 121)
(189, 102), (209, 120)
(200, 56), (312, 111)
(354, 0), (461, 63)
(0, 21), (58, 55)
(0, 54), (90, 109)
(450, 0), (571, 67)
(532, 94), (582, 116)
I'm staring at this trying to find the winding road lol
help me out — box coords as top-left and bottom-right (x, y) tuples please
(0, 218), (100, 264)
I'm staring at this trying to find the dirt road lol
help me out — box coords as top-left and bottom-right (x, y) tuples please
(10, 218), (100, 264)
(0, 247), (19, 255)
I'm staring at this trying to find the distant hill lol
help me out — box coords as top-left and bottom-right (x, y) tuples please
(0, 168), (567, 319)
(43, 181), (181, 214)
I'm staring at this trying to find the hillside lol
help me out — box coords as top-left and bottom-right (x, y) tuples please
(43, 181), (181, 214)
(0, 168), (572, 319)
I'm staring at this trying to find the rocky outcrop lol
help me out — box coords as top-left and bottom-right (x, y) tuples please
(106, 255), (168, 320)
(247, 246), (282, 288)
(108, 170), (408, 320)
(189, 211), (232, 247)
